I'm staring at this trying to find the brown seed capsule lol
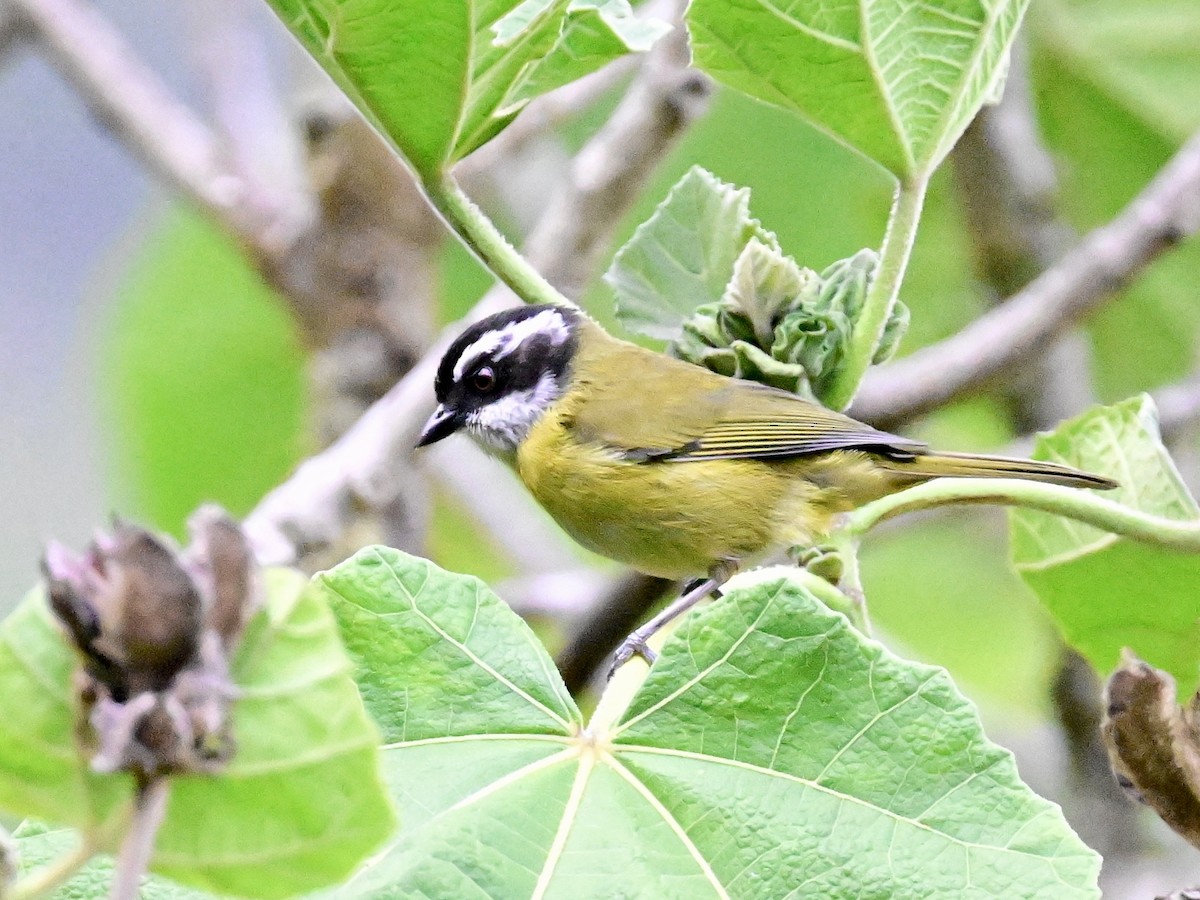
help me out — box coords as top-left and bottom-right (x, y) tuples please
(43, 507), (257, 780)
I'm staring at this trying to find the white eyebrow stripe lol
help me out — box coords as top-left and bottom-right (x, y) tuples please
(453, 331), (504, 382)
(452, 309), (571, 381)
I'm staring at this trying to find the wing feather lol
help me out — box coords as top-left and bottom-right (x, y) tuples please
(567, 327), (924, 462)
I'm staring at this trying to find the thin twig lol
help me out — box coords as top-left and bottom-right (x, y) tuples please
(108, 778), (169, 900)
(852, 127), (1200, 428)
(825, 173), (929, 411)
(8, 0), (283, 257)
(847, 477), (1200, 550)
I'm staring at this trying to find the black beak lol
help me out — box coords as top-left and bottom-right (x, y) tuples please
(416, 404), (463, 447)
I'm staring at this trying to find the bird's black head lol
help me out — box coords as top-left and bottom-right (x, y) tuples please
(417, 304), (580, 455)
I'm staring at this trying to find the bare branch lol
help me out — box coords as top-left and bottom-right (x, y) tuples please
(1157, 373), (1200, 440)
(245, 21), (710, 567)
(522, 21), (709, 298)
(948, 42), (1096, 435)
(8, 0), (287, 257)
(0, 0), (27, 61)
(186, 0), (313, 246)
(496, 568), (622, 620)
(853, 127), (1200, 428)
(556, 572), (673, 695)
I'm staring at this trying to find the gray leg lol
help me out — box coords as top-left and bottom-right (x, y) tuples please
(608, 561), (736, 678)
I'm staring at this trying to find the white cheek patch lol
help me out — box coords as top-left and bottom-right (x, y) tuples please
(453, 309), (571, 381)
(467, 372), (561, 455)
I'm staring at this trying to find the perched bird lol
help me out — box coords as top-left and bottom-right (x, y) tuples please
(418, 303), (1115, 661)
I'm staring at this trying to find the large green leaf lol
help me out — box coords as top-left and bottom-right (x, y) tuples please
(1011, 396), (1200, 694)
(265, 0), (662, 174)
(0, 570), (394, 898)
(503, 0), (670, 110)
(103, 207), (308, 538)
(317, 549), (1100, 897)
(686, 0), (1030, 178)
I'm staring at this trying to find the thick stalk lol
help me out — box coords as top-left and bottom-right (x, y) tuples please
(789, 567), (868, 633)
(825, 173), (929, 411)
(422, 174), (573, 310)
(847, 478), (1200, 549)
(108, 778), (169, 900)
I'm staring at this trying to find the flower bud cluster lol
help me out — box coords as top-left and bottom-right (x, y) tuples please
(671, 246), (908, 404)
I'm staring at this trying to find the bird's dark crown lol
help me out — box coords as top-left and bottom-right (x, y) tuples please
(435, 304), (580, 405)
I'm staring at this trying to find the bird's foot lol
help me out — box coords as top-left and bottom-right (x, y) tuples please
(607, 633), (657, 680)
(606, 570), (729, 680)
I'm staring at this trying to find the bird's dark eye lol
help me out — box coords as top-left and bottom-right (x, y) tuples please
(470, 366), (497, 393)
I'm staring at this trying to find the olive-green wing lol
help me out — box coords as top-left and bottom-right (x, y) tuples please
(571, 346), (924, 462)
(655, 381), (925, 462)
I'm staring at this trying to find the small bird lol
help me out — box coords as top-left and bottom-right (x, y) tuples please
(418, 303), (1115, 663)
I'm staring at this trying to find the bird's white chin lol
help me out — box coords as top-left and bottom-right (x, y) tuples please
(466, 423), (522, 459)
(465, 372), (560, 459)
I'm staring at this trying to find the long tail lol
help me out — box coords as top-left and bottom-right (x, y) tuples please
(880, 450), (1118, 490)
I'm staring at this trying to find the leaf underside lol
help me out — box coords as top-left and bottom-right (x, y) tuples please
(1011, 395), (1200, 696)
(686, 0), (1031, 178)
(264, 0), (658, 174)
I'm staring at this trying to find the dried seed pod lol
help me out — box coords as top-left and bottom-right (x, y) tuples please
(1102, 650), (1200, 850)
(185, 504), (258, 649)
(42, 507), (258, 780)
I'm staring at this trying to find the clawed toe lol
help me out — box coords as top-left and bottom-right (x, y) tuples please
(607, 636), (658, 680)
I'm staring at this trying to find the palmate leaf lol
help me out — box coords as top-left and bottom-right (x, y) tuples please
(1011, 396), (1200, 695)
(317, 549), (1100, 898)
(0, 570), (393, 899)
(264, 0), (663, 176)
(686, 0), (1029, 178)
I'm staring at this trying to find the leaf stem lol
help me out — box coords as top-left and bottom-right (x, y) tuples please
(422, 174), (574, 310)
(9, 834), (99, 900)
(825, 173), (929, 411)
(108, 777), (170, 900)
(789, 567), (869, 634)
(847, 478), (1200, 550)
